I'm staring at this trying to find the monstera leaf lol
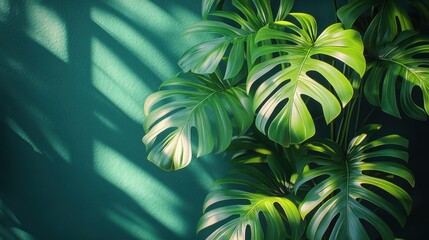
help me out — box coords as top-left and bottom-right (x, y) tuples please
(364, 31), (429, 120)
(247, 13), (366, 146)
(337, 0), (413, 50)
(227, 131), (297, 188)
(197, 154), (304, 240)
(295, 125), (415, 240)
(197, 134), (304, 239)
(142, 73), (252, 170)
(179, 0), (294, 79)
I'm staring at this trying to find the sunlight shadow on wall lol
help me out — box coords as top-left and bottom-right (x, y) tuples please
(0, 0), (11, 21)
(91, 6), (176, 81)
(93, 140), (190, 238)
(22, 0), (68, 62)
(5, 107), (71, 163)
(0, 198), (35, 240)
(93, 111), (121, 133)
(1, 58), (72, 163)
(91, 38), (145, 124)
(4, 117), (42, 154)
(104, 205), (157, 240)
(186, 157), (217, 190)
(1, 0), (229, 239)
(105, 0), (193, 37)
(104, 0), (203, 58)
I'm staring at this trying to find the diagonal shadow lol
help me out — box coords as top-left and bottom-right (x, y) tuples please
(0, 0), (230, 239)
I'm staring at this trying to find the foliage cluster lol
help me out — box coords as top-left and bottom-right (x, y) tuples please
(143, 0), (429, 239)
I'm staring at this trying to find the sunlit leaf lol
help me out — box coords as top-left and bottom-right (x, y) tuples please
(248, 13), (366, 146)
(180, 0), (294, 79)
(364, 31), (429, 120)
(295, 125), (414, 240)
(197, 163), (304, 240)
(142, 73), (253, 170)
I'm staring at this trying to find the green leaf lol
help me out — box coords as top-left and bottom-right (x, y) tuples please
(295, 126), (414, 240)
(202, 0), (224, 19)
(179, 0), (294, 79)
(142, 73), (253, 171)
(197, 165), (304, 240)
(228, 133), (273, 165)
(337, 0), (374, 29)
(179, 36), (232, 74)
(228, 131), (297, 189)
(338, 0), (413, 53)
(364, 31), (429, 120)
(248, 13), (366, 146)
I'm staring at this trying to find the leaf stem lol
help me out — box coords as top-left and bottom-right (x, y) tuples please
(333, 0), (339, 23)
(361, 106), (376, 127)
(342, 96), (358, 148)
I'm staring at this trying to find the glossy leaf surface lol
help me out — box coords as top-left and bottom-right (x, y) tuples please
(143, 74), (252, 170)
(180, 0), (294, 79)
(197, 155), (303, 240)
(295, 125), (415, 240)
(248, 13), (366, 146)
(364, 31), (429, 120)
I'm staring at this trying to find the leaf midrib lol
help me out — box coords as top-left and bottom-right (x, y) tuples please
(178, 89), (220, 134)
(286, 45), (314, 138)
(176, 85), (236, 140)
(238, 197), (278, 230)
(379, 55), (425, 84)
(344, 157), (351, 236)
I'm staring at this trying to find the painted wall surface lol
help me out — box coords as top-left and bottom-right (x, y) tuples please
(0, 0), (227, 239)
(0, 0), (427, 239)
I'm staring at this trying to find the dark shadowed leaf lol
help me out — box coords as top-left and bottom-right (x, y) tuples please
(364, 31), (429, 120)
(337, 0), (413, 51)
(295, 125), (414, 240)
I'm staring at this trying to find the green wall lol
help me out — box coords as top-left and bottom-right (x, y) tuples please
(0, 0), (227, 239)
(0, 0), (427, 239)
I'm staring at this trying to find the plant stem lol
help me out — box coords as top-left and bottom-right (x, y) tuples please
(354, 94), (362, 133)
(336, 108), (345, 143)
(360, 106), (376, 127)
(342, 96), (358, 148)
(337, 65), (361, 148)
(333, 0), (339, 22)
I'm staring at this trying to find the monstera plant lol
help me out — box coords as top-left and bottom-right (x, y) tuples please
(143, 0), (429, 239)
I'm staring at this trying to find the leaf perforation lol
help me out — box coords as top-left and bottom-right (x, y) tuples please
(248, 15), (365, 146)
(296, 128), (414, 239)
(143, 74), (252, 170)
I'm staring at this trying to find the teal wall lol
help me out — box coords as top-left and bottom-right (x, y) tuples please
(0, 0), (427, 239)
(0, 0), (227, 239)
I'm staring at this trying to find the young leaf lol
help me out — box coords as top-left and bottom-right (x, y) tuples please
(248, 13), (366, 147)
(143, 74), (253, 170)
(295, 126), (414, 240)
